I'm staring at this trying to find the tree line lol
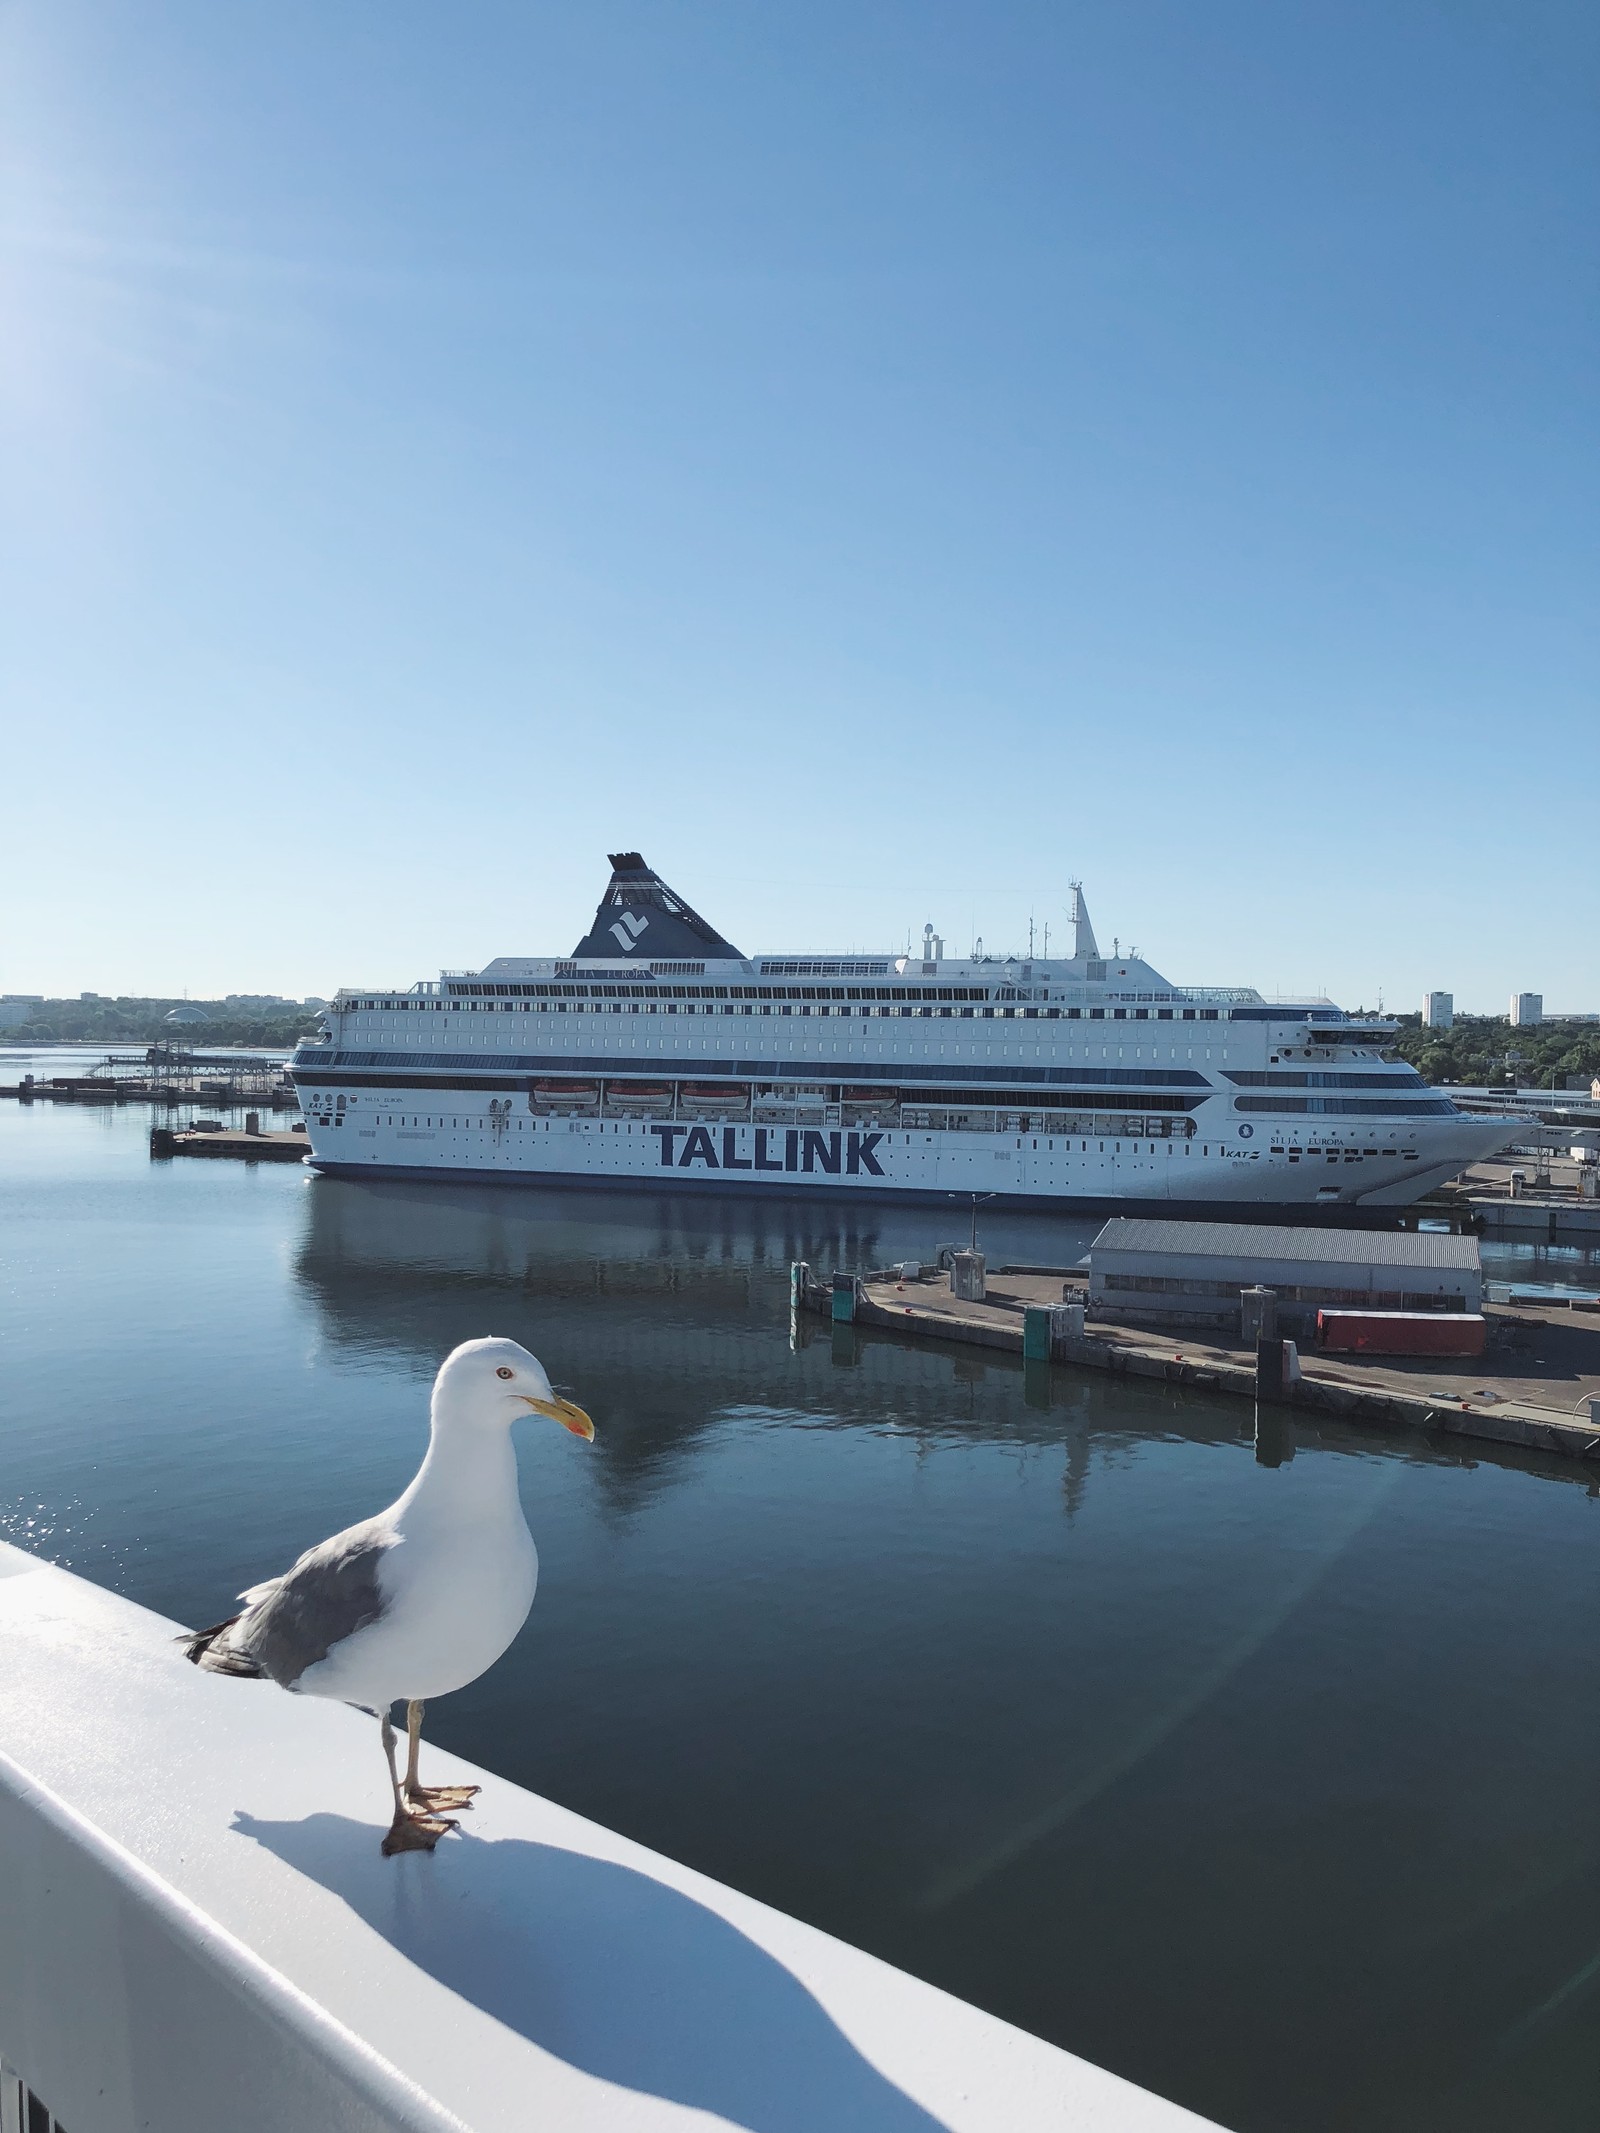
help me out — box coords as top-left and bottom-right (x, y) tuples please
(1, 998), (326, 1050)
(1386, 1015), (1600, 1089)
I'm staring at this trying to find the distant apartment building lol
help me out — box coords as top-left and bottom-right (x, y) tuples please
(0, 993), (44, 1030)
(1510, 992), (1543, 1027)
(1422, 991), (1454, 1029)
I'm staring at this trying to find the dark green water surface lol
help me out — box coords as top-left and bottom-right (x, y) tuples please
(2, 1093), (1596, 2132)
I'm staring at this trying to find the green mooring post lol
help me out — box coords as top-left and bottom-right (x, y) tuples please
(1022, 1305), (1051, 1361)
(831, 1272), (857, 1323)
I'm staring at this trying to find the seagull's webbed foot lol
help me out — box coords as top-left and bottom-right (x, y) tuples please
(405, 1782), (479, 1814)
(381, 1809), (458, 1856)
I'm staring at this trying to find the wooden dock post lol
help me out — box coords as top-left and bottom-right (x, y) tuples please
(1255, 1335), (1286, 1403)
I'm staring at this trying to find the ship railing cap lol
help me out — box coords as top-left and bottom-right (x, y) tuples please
(0, 1542), (1218, 2133)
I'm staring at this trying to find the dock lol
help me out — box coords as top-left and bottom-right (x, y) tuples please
(150, 1125), (308, 1162)
(795, 1264), (1600, 1463)
(2, 1049), (299, 1110)
(1425, 1153), (1600, 1241)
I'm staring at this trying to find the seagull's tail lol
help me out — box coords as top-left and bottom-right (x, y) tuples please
(179, 1616), (265, 1676)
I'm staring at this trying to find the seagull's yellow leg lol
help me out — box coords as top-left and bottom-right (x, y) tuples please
(402, 1698), (480, 1815)
(381, 1706), (457, 1855)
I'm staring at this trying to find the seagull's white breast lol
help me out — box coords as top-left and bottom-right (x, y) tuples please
(293, 1430), (539, 1707)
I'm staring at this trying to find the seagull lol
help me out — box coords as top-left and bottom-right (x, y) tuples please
(182, 1337), (594, 1855)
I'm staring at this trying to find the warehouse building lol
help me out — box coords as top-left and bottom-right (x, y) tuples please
(1087, 1219), (1481, 1334)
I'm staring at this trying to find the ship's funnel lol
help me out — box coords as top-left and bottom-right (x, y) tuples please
(1069, 882), (1099, 960)
(570, 853), (744, 962)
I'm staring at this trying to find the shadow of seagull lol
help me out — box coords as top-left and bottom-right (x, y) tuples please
(232, 1812), (953, 2133)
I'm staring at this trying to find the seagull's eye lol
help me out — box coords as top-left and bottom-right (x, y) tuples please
(496, 1366), (514, 1380)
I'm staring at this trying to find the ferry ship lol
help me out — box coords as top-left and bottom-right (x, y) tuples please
(291, 853), (1516, 1214)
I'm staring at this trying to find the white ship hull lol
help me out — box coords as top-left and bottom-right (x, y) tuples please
(299, 1104), (1502, 1212)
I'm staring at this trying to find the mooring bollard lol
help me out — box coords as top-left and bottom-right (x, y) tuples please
(1255, 1334), (1286, 1403)
(1025, 1303), (1081, 1360)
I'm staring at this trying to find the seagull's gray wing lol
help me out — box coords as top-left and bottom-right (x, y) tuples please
(229, 1518), (398, 1689)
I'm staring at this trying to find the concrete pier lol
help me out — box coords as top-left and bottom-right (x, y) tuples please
(1424, 1154), (1600, 1242)
(794, 1266), (1600, 1463)
(150, 1125), (308, 1162)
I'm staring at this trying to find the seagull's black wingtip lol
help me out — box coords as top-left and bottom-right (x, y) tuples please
(178, 1615), (265, 1675)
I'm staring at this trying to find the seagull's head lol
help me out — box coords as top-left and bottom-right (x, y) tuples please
(433, 1337), (595, 1440)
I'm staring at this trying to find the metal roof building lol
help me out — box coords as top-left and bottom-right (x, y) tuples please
(1087, 1219), (1481, 1332)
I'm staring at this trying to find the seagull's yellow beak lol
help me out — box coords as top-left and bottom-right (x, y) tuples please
(521, 1393), (596, 1440)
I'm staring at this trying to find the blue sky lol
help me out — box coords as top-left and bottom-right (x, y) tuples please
(3, 2), (1595, 1010)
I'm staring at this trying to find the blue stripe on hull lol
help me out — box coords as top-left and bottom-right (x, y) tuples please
(304, 1158), (1415, 1229)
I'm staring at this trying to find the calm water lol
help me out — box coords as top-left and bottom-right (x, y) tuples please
(3, 1084), (1598, 2133)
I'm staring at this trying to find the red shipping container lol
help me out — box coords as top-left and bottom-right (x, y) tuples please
(1316, 1310), (1485, 1357)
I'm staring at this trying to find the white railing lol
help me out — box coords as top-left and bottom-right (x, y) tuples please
(0, 1542), (1217, 2133)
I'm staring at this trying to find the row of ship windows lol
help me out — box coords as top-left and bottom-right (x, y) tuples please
(465, 978), (1206, 1001)
(456, 982), (995, 1001)
(346, 1001), (1225, 1023)
(313, 1114), (1236, 1157)
(310, 1103), (1418, 1162)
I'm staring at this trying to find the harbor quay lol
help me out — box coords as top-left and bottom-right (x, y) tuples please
(0, 1049), (299, 1110)
(797, 1222), (1600, 1465)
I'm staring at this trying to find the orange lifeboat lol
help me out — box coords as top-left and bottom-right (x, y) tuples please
(531, 1079), (599, 1110)
(679, 1082), (750, 1112)
(601, 1080), (675, 1112)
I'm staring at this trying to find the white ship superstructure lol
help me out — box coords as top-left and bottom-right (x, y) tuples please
(292, 854), (1518, 1213)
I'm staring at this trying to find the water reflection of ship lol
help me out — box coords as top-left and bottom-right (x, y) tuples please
(292, 1175), (1253, 1524)
(293, 1176), (1009, 1517)
(297, 1174), (905, 1301)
